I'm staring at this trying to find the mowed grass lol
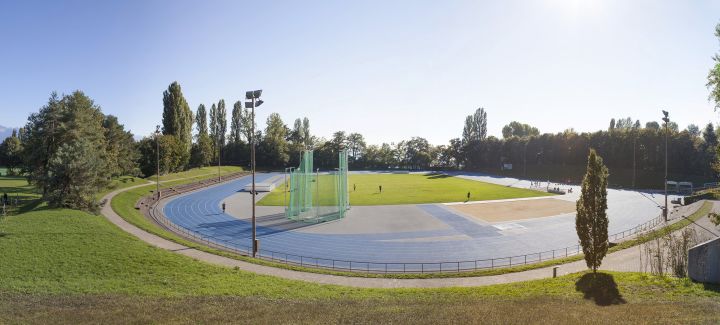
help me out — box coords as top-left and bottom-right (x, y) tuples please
(149, 165), (244, 182)
(0, 208), (719, 324)
(258, 173), (552, 206)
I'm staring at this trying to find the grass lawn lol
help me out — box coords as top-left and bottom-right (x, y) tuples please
(0, 206), (719, 323)
(258, 173), (552, 206)
(149, 165), (243, 183)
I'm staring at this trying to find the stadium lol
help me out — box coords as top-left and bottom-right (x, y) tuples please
(154, 149), (682, 273)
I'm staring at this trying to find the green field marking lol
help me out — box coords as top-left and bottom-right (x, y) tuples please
(259, 173), (552, 206)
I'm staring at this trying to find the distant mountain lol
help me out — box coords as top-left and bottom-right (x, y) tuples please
(0, 125), (16, 139)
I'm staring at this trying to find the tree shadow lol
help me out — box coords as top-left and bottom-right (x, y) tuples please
(574, 272), (627, 306)
(703, 282), (720, 293)
(425, 173), (451, 180)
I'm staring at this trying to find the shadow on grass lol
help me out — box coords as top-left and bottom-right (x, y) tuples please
(575, 272), (627, 306)
(703, 282), (720, 293)
(425, 173), (451, 180)
(17, 199), (47, 214)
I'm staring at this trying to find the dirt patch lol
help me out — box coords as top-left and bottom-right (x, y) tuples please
(448, 198), (575, 223)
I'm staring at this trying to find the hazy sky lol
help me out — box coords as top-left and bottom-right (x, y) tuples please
(1, 0), (719, 145)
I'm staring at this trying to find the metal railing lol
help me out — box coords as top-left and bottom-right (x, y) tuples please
(143, 177), (695, 274)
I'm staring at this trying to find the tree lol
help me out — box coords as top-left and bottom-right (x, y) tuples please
(462, 107), (487, 143)
(346, 132), (366, 161)
(230, 101), (244, 144)
(576, 149), (609, 273)
(103, 115), (139, 177)
(0, 131), (22, 175)
(302, 117), (311, 147)
(137, 134), (186, 177)
(216, 99), (228, 154)
(501, 121), (539, 138)
(614, 117), (633, 131)
(46, 139), (109, 211)
(645, 121), (660, 130)
(608, 118), (616, 132)
(260, 113), (289, 167)
(191, 104), (212, 167)
(22, 91), (108, 198)
(708, 22), (720, 110)
(686, 124), (701, 138)
(240, 106), (255, 144)
(161, 81), (193, 168)
(703, 123), (718, 149)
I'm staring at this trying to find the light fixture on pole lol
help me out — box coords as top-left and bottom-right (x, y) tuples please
(155, 125), (161, 200)
(662, 110), (670, 222)
(246, 89), (263, 257)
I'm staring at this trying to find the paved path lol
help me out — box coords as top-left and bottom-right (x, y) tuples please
(100, 182), (718, 288)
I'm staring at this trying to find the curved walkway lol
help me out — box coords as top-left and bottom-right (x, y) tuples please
(100, 182), (718, 288)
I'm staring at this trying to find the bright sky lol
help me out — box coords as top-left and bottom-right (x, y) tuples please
(1, 0), (719, 145)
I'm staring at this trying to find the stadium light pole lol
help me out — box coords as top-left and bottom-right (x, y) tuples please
(155, 125), (161, 200)
(662, 110), (670, 222)
(246, 90), (263, 257)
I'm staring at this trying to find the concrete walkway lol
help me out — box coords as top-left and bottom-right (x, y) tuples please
(100, 183), (718, 288)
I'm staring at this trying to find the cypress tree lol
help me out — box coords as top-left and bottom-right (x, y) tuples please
(576, 149), (610, 273)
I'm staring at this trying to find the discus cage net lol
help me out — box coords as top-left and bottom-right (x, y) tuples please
(285, 150), (349, 223)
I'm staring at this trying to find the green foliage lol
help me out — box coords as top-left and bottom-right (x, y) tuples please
(462, 107), (487, 143)
(161, 81), (193, 168)
(208, 101), (228, 162)
(576, 149), (609, 273)
(707, 22), (720, 110)
(501, 121), (539, 139)
(21, 91), (113, 210)
(137, 134), (187, 176)
(103, 115), (139, 177)
(709, 212), (720, 226)
(229, 101), (244, 144)
(190, 104), (213, 167)
(260, 112), (289, 167)
(0, 132), (22, 175)
(46, 139), (109, 211)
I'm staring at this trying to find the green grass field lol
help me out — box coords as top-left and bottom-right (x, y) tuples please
(258, 173), (552, 206)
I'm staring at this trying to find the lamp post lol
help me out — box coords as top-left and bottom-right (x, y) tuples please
(523, 139), (529, 179)
(662, 110), (670, 222)
(217, 133), (221, 182)
(155, 125), (161, 200)
(245, 90), (263, 257)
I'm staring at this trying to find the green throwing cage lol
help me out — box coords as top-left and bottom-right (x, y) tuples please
(285, 150), (349, 223)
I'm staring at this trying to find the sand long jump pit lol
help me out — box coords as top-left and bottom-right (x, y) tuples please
(446, 197), (576, 223)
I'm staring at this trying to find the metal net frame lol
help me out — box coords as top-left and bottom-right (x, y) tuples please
(285, 150), (349, 223)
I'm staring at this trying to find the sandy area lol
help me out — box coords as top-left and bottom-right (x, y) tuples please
(448, 198), (575, 223)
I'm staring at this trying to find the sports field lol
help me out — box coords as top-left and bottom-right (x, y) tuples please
(257, 173), (552, 206)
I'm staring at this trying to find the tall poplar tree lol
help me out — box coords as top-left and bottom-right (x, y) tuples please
(161, 81), (193, 168)
(230, 101), (243, 144)
(576, 149), (610, 273)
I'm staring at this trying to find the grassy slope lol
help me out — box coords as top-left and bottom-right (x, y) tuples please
(259, 173), (552, 206)
(0, 208), (718, 323)
(149, 165), (243, 182)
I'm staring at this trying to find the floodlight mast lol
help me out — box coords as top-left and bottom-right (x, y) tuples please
(662, 110), (670, 222)
(246, 90), (263, 257)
